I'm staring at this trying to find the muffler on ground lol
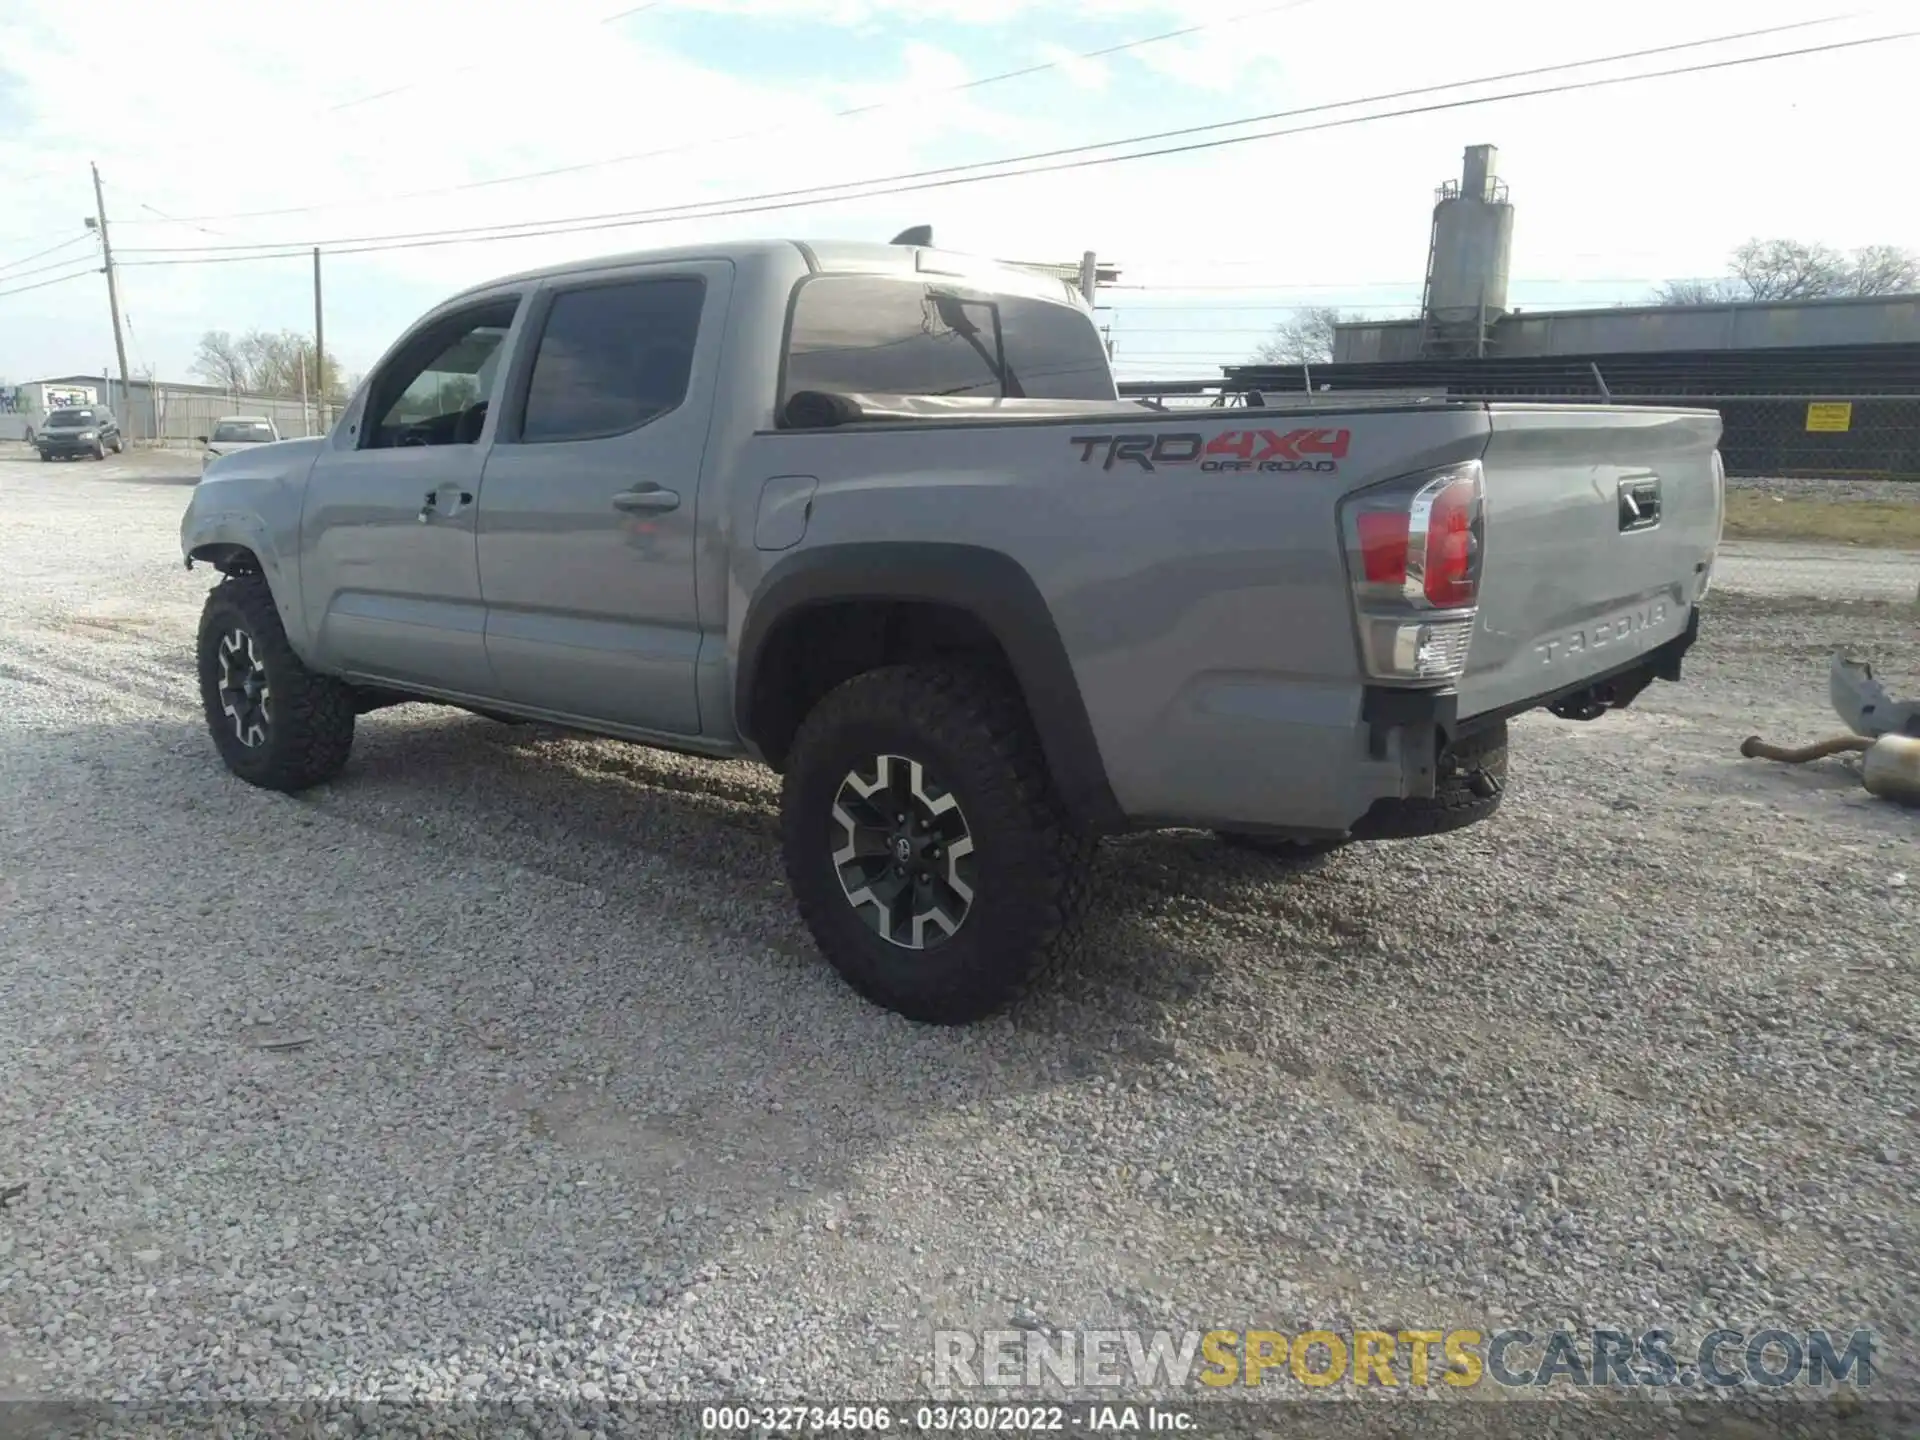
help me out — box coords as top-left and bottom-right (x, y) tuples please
(1739, 655), (1920, 804)
(1739, 730), (1920, 805)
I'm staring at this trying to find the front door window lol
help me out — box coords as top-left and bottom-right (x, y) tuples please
(362, 299), (518, 449)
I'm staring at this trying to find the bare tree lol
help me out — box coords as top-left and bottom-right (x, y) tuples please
(1651, 277), (1738, 306)
(191, 331), (248, 393)
(192, 328), (348, 403)
(1729, 239), (1849, 301)
(1251, 306), (1345, 365)
(1654, 239), (1920, 305)
(1847, 244), (1920, 297)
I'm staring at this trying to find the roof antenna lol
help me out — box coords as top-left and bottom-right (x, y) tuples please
(890, 225), (933, 247)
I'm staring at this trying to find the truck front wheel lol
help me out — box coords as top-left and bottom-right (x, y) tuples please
(780, 663), (1093, 1025)
(196, 574), (356, 792)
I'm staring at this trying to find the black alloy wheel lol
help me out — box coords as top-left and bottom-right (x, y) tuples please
(830, 752), (978, 951)
(215, 626), (273, 749)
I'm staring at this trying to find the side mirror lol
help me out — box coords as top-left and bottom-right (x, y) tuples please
(195, 435), (208, 444)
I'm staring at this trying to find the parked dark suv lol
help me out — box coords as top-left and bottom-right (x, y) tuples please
(38, 407), (124, 461)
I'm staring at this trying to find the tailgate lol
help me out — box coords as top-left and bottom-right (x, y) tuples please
(1457, 405), (1722, 719)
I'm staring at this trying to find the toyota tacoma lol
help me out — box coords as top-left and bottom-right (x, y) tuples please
(180, 235), (1725, 1024)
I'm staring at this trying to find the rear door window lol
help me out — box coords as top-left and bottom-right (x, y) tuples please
(782, 276), (1114, 404)
(519, 276), (707, 444)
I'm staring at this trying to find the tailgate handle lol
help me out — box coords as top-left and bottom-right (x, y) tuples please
(1619, 477), (1662, 534)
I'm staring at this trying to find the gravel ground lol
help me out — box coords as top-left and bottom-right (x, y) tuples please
(0, 456), (1915, 1432)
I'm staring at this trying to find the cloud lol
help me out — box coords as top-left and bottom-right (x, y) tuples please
(3, 0), (1915, 383)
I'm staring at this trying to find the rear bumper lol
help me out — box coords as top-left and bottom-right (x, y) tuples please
(1105, 607), (1701, 841)
(1362, 603), (1700, 751)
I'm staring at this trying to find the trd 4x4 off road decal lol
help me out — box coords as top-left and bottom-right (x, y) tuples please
(1068, 428), (1351, 474)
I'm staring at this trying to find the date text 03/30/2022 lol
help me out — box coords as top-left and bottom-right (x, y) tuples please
(700, 1405), (1195, 1433)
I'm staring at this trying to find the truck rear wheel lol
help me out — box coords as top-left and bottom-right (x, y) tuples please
(196, 573), (356, 792)
(780, 663), (1093, 1025)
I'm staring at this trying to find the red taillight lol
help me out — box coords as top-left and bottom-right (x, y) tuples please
(1421, 477), (1478, 607)
(1340, 460), (1485, 683)
(1356, 511), (1409, 585)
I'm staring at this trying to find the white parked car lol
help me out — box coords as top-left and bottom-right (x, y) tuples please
(199, 416), (281, 473)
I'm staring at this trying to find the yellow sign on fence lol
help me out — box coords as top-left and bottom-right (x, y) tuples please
(1806, 402), (1853, 433)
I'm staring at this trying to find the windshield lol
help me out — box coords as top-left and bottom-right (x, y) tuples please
(212, 421), (275, 444)
(48, 409), (95, 427)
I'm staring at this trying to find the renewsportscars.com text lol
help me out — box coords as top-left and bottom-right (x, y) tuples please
(932, 1327), (1877, 1391)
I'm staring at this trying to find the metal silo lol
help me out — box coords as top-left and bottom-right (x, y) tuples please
(1419, 144), (1515, 357)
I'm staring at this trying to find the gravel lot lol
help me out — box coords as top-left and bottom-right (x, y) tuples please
(0, 453), (1915, 1425)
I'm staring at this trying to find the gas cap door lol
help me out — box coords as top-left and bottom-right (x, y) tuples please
(754, 474), (818, 551)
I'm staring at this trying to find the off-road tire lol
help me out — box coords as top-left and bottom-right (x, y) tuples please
(92, 439), (106, 460)
(781, 663), (1094, 1025)
(110, 437), (124, 454)
(197, 573), (356, 792)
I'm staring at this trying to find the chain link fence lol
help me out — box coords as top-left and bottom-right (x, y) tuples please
(144, 388), (324, 447)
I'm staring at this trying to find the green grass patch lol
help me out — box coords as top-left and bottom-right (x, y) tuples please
(1723, 492), (1920, 549)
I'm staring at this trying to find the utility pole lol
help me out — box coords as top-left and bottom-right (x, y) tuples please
(1077, 250), (1099, 307)
(312, 248), (326, 431)
(89, 163), (135, 438)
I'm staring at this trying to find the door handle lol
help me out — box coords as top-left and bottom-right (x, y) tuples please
(612, 484), (681, 514)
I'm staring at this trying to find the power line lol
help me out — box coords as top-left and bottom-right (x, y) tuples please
(326, 1), (664, 114)
(116, 15), (1839, 255)
(127, 192), (232, 241)
(111, 25), (1916, 271)
(0, 267), (100, 301)
(0, 250), (106, 285)
(121, 0), (1316, 227)
(0, 233), (94, 277)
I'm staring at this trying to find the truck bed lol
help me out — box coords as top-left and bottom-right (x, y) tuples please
(749, 392), (1722, 829)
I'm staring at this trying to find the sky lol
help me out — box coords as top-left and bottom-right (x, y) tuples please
(1, 0), (1915, 389)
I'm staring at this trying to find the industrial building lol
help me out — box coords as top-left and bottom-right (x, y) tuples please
(1134, 145), (1920, 479)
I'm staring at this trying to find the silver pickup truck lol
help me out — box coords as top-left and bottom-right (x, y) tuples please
(181, 236), (1724, 1024)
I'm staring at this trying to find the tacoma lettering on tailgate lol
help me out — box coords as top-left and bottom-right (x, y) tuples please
(1533, 600), (1670, 667)
(1069, 428), (1351, 474)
